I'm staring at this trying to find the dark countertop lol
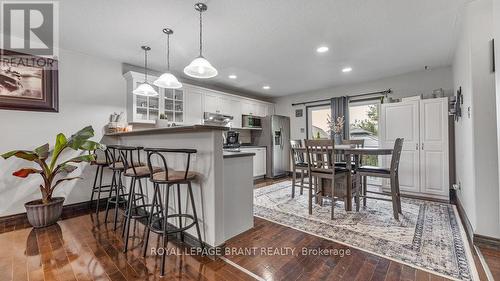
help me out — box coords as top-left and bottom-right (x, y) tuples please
(105, 125), (228, 136)
(239, 146), (267, 149)
(223, 152), (256, 159)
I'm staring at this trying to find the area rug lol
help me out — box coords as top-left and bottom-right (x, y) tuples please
(253, 181), (478, 281)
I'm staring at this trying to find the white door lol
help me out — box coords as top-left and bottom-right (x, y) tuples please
(380, 100), (420, 193)
(419, 98), (449, 197)
(204, 92), (221, 114)
(184, 88), (203, 125)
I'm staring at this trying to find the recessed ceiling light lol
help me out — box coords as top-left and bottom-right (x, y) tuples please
(342, 67), (352, 73)
(228, 74), (237, 79)
(316, 46), (329, 53)
(262, 85), (271, 90)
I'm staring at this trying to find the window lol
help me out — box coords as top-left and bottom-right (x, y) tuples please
(349, 99), (381, 185)
(307, 104), (331, 139)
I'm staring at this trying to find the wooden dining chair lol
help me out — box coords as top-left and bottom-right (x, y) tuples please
(304, 139), (349, 219)
(290, 140), (308, 198)
(356, 138), (404, 220)
(335, 139), (365, 167)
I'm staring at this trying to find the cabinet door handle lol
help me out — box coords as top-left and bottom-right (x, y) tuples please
(421, 143), (424, 150)
(416, 143), (418, 150)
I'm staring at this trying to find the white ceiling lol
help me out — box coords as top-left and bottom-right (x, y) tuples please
(59, 0), (467, 97)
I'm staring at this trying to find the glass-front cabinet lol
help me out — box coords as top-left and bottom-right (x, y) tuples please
(134, 82), (160, 123)
(164, 89), (184, 123)
(124, 71), (184, 124)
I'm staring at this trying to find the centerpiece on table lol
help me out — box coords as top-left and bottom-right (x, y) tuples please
(1, 126), (102, 228)
(327, 115), (345, 144)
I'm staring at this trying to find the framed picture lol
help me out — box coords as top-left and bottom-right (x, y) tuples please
(0, 49), (58, 112)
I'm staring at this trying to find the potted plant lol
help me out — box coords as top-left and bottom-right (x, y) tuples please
(327, 115), (345, 144)
(1, 126), (102, 228)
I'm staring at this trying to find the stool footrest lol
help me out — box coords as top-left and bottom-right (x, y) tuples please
(123, 204), (153, 219)
(149, 214), (197, 235)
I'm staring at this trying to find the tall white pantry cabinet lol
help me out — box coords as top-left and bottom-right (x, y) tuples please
(380, 97), (449, 200)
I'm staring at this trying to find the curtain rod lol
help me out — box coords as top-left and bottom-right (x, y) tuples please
(291, 89), (392, 106)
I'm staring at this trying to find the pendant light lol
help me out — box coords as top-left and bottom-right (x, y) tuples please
(154, 28), (182, 89)
(133, 46), (158, 96)
(184, 3), (218, 79)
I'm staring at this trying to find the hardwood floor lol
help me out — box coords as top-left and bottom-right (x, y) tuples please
(478, 246), (500, 280)
(0, 212), (454, 281)
(0, 177), (497, 280)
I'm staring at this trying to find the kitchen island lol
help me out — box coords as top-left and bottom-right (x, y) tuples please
(104, 125), (254, 248)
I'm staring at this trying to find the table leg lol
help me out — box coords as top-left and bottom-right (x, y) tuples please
(345, 152), (352, 211)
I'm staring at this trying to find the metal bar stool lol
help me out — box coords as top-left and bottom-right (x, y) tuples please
(89, 148), (112, 214)
(142, 148), (204, 277)
(104, 145), (128, 230)
(118, 146), (162, 253)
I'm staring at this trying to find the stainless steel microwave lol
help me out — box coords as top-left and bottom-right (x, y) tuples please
(242, 115), (262, 128)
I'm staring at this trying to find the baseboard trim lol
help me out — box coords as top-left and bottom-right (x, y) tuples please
(400, 193), (449, 204)
(474, 234), (500, 251)
(0, 198), (108, 225)
(455, 196), (474, 243)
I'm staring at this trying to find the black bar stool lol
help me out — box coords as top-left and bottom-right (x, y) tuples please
(104, 145), (128, 230)
(89, 148), (112, 214)
(118, 146), (162, 253)
(142, 148), (204, 277)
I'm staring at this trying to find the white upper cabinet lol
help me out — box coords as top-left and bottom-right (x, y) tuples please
(184, 86), (204, 125)
(124, 71), (162, 124)
(241, 100), (268, 117)
(222, 97), (242, 128)
(124, 71), (273, 126)
(204, 91), (222, 114)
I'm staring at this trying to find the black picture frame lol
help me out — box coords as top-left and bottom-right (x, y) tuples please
(0, 49), (58, 112)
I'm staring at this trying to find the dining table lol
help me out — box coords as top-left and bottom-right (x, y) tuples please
(292, 145), (393, 211)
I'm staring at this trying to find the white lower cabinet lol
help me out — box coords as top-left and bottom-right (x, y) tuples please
(380, 97), (449, 200)
(240, 147), (267, 178)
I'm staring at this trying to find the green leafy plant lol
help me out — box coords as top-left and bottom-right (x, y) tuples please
(1, 126), (103, 204)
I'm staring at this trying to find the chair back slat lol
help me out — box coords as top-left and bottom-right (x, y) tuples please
(290, 139), (305, 164)
(390, 138), (404, 174)
(304, 139), (336, 174)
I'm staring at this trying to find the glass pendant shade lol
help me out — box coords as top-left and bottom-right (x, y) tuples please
(132, 83), (158, 96)
(154, 72), (182, 89)
(133, 45), (158, 96)
(184, 56), (218, 79)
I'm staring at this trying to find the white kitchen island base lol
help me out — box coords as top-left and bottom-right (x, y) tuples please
(104, 125), (255, 248)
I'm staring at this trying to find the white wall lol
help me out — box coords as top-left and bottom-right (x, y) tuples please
(453, 0), (500, 238)
(494, 0), (500, 237)
(273, 66), (453, 141)
(0, 48), (126, 216)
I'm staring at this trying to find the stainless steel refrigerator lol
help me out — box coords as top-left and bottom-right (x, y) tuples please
(253, 115), (290, 178)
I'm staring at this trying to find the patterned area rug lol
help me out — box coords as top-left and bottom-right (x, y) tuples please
(254, 181), (477, 281)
